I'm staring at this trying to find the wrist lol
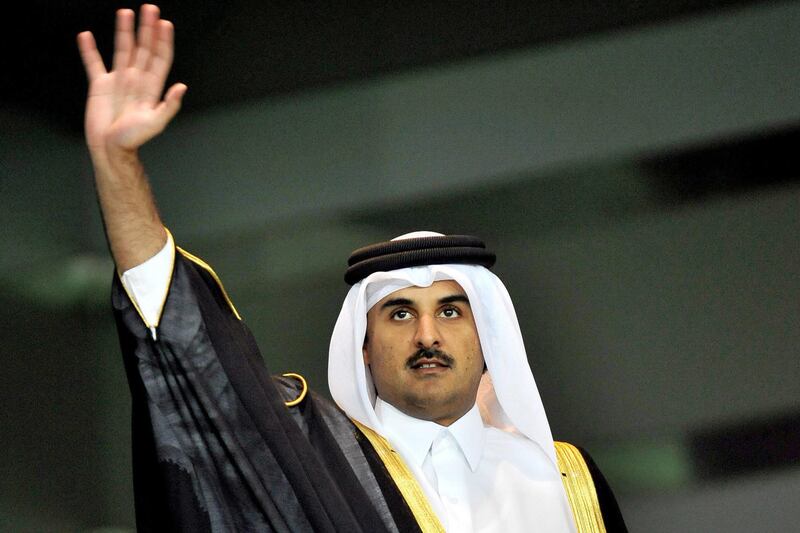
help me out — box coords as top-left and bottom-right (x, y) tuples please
(91, 143), (141, 177)
(105, 139), (139, 162)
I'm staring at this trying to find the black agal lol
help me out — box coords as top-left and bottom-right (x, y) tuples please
(345, 234), (496, 285)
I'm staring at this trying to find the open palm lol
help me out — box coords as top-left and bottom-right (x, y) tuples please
(78, 4), (185, 154)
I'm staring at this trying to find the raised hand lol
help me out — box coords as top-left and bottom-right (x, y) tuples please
(76, 4), (181, 271)
(77, 4), (186, 159)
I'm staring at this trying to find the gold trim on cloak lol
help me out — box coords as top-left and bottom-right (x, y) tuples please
(351, 425), (606, 533)
(177, 245), (242, 320)
(281, 373), (309, 407)
(352, 419), (446, 533)
(555, 441), (607, 533)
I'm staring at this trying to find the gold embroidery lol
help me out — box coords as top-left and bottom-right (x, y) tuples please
(555, 441), (607, 533)
(177, 246), (242, 320)
(352, 420), (445, 533)
(281, 373), (308, 407)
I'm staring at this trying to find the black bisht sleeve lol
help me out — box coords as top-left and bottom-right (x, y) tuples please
(112, 250), (392, 533)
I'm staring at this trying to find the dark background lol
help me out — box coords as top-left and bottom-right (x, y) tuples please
(2, 1), (799, 531)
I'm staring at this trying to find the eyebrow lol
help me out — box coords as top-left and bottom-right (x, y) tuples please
(439, 294), (470, 306)
(380, 297), (413, 310)
(380, 294), (470, 310)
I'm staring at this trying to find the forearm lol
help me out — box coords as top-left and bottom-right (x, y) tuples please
(93, 146), (167, 272)
(78, 5), (184, 272)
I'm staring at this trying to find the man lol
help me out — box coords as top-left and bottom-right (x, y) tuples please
(78, 5), (626, 532)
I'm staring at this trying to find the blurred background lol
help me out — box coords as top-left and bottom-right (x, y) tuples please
(2, 1), (799, 531)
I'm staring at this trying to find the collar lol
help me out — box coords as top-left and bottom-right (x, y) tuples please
(375, 397), (485, 472)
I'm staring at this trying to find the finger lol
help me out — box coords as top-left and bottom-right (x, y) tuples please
(133, 4), (160, 71)
(148, 19), (174, 92)
(112, 8), (135, 71)
(77, 31), (107, 82)
(154, 83), (187, 128)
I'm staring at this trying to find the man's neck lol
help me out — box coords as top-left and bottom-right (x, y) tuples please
(374, 397), (485, 472)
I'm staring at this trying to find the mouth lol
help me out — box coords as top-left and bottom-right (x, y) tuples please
(406, 349), (455, 375)
(409, 358), (451, 374)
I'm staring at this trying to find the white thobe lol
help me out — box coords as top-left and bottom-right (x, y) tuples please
(376, 399), (575, 532)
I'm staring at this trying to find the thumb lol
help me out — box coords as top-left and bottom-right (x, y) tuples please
(154, 83), (187, 129)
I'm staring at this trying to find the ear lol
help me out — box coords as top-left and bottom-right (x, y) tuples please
(362, 342), (370, 365)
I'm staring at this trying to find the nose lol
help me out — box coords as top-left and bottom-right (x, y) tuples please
(413, 314), (441, 349)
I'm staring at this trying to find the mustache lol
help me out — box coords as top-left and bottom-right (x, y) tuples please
(406, 348), (455, 368)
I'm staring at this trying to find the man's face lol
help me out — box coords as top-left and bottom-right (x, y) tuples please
(363, 280), (484, 426)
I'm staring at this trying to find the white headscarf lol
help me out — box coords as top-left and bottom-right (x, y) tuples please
(328, 232), (558, 467)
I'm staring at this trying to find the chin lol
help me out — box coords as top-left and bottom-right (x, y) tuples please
(402, 392), (458, 419)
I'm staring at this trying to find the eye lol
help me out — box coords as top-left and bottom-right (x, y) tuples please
(438, 306), (461, 318)
(391, 309), (413, 321)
